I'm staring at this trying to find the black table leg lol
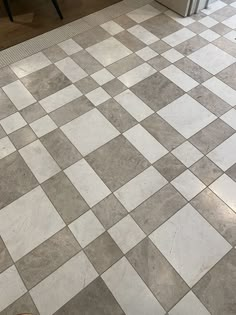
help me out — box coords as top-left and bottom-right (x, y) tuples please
(3, 0), (13, 22)
(51, 0), (63, 19)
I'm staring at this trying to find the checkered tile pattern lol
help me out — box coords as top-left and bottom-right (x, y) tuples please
(0, 0), (236, 314)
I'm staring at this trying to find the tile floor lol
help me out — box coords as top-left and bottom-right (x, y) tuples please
(0, 0), (236, 314)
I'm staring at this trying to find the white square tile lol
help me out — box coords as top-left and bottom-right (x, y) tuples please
(165, 10), (195, 26)
(114, 166), (167, 212)
(10, 52), (51, 78)
(0, 137), (16, 160)
(91, 69), (115, 85)
(101, 21), (124, 35)
(65, 159), (111, 207)
(221, 109), (236, 130)
(58, 39), (83, 55)
(69, 210), (105, 247)
(30, 115), (57, 137)
(160, 65), (198, 92)
(158, 94), (216, 138)
(210, 174), (236, 213)
(207, 134), (236, 171)
(30, 252), (98, 315)
(222, 14), (236, 29)
(202, 0), (226, 15)
(3, 80), (36, 110)
(203, 77), (236, 106)
(0, 112), (26, 134)
(40, 85), (82, 113)
(169, 292), (211, 315)
(199, 16), (218, 27)
(0, 266), (26, 312)
(161, 49), (184, 63)
(162, 28), (195, 47)
(118, 63), (156, 88)
(86, 37), (132, 67)
(136, 47), (158, 61)
(0, 186), (65, 261)
(200, 29), (220, 42)
(102, 257), (165, 315)
(19, 140), (60, 183)
(231, 2), (236, 9)
(115, 90), (154, 122)
(224, 30), (236, 43)
(172, 141), (203, 167)
(61, 108), (119, 156)
(150, 204), (231, 286)
(188, 44), (235, 75)
(86, 87), (111, 106)
(127, 4), (161, 23)
(124, 124), (168, 163)
(128, 25), (159, 45)
(108, 215), (145, 253)
(55, 57), (87, 83)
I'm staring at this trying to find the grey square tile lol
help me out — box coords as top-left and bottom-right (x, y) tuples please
(127, 238), (189, 311)
(226, 163), (236, 182)
(73, 26), (110, 48)
(0, 237), (13, 273)
(217, 63), (236, 90)
(153, 153), (187, 181)
(16, 228), (80, 289)
(0, 293), (39, 315)
(102, 78), (127, 97)
(0, 126), (6, 139)
(131, 72), (184, 111)
(85, 232), (123, 274)
(211, 22), (232, 35)
(175, 36), (208, 55)
(98, 99), (137, 133)
(210, 5), (236, 22)
(190, 119), (235, 154)
(41, 129), (81, 169)
(9, 125), (37, 150)
(0, 152), (37, 210)
(141, 114), (185, 151)
(86, 135), (149, 191)
(150, 40), (171, 53)
(187, 21), (208, 34)
(193, 249), (236, 315)
(43, 45), (67, 63)
(21, 64), (71, 100)
(132, 184), (187, 234)
(42, 172), (89, 224)
(92, 194), (127, 229)
(148, 55), (171, 71)
(114, 14), (136, 29)
(0, 88), (16, 120)
(107, 53), (143, 77)
(0, 67), (17, 88)
(72, 50), (103, 75)
(190, 157), (223, 185)
(20, 102), (46, 123)
(115, 31), (146, 52)
(74, 76), (99, 94)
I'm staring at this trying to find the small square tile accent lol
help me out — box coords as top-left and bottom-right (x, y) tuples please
(9, 125), (37, 150)
(74, 76), (99, 94)
(221, 109), (236, 130)
(172, 141), (203, 167)
(161, 48), (184, 62)
(30, 115), (57, 137)
(0, 112), (26, 134)
(199, 29), (220, 42)
(101, 21), (124, 35)
(102, 79), (127, 97)
(55, 57), (87, 83)
(86, 87), (111, 106)
(58, 39), (82, 55)
(127, 4), (161, 23)
(199, 16), (218, 27)
(91, 69), (115, 85)
(0, 137), (16, 160)
(128, 25), (159, 45)
(162, 28), (195, 47)
(136, 47), (158, 61)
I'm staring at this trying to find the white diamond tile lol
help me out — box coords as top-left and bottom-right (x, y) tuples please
(202, 0), (226, 15)
(165, 10), (195, 26)
(224, 30), (236, 43)
(222, 15), (236, 29)
(172, 141), (203, 167)
(199, 16), (218, 27)
(58, 39), (83, 55)
(200, 29), (220, 42)
(101, 21), (124, 35)
(161, 49), (184, 63)
(127, 4), (161, 23)
(30, 115), (57, 137)
(128, 25), (159, 45)
(162, 28), (195, 47)
(136, 47), (158, 61)
(0, 112), (26, 134)
(86, 87), (111, 106)
(91, 68), (115, 85)
(55, 57), (87, 83)
(221, 109), (236, 130)
(0, 137), (15, 160)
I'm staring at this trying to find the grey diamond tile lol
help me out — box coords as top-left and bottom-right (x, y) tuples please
(85, 232), (123, 274)
(131, 73), (184, 111)
(210, 5), (236, 22)
(153, 153), (187, 181)
(189, 119), (235, 154)
(0, 88), (17, 120)
(21, 64), (71, 101)
(127, 238), (189, 311)
(9, 125), (37, 150)
(132, 184), (187, 234)
(213, 37), (236, 57)
(0, 152), (37, 210)
(98, 98), (137, 133)
(102, 78), (127, 97)
(175, 35), (208, 55)
(190, 156), (223, 185)
(43, 45), (67, 63)
(86, 135), (149, 191)
(217, 63), (236, 90)
(226, 163), (236, 182)
(20, 102), (46, 123)
(73, 26), (110, 48)
(187, 21), (208, 34)
(115, 31), (146, 51)
(74, 76), (99, 94)
(72, 50), (103, 75)
(191, 188), (236, 246)
(150, 40), (171, 53)
(92, 194), (127, 229)
(0, 67), (17, 88)
(114, 14), (136, 29)
(193, 249), (236, 315)
(148, 55), (171, 71)
(211, 22), (232, 35)
(42, 172), (89, 224)
(50, 96), (94, 127)
(0, 126), (6, 139)
(0, 293), (39, 315)
(107, 53), (143, 77)
(41, 129), (82, 169)
(141, 114), (185, 151)
(0, 237), (13, 273)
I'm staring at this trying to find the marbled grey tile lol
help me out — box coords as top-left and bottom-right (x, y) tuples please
(107, 53), (143, 77)
(0, 237), (12, 273)
(131, 72), (184, 111)
(115, 31), (145, 52)
(16, 227), (80, 289)
(85, 232), (123, 274)
(98, 99), (137, 133)
(92, 194), (127, 229)
(193, 249), (236, 315)
(9, 125), (37, 150)
(148, 55), (171, 71)
(141, 114), (185, 151)
(150, 40), (171, 53)
(114, 14), (136, 29)
(132, 184), (187, 234)
(20, 102), (46, 123)
(226, 163), (236, 182)
(210, 5), (236, 22)
(72, 50), (103, 75)
(73, 26), (110, 48)
(54, 277), (125, 315)
(153, 153), (186, 181)
(41, 129), (81, 169)
(127, 238), (189, 311)
(0, 88), (17, 120)
(86, 135), (149, 191)
(187, 21), (208, 34)
(0, 126), (6, 139)
(189, 119), (235, 154)
(0, 293), (39, 315)
(175, 36), (208, 55)
(50, 96), (94, 127)
(42, 172), (89, 224)
(190, 157), (223, 185)
(0, 152), (37, 210)
(74, 76), (99, 94)
(217, 63), (236, 90)
(43, 45), (67, 63)
(191, 189), (236, 246)
(0, 67), (17, 88)
(213, 37), (236, 58)
(189, 85), (231, 117)
(211, 22), (231, 35)
(102, 79), (127, 97)
(21, 64), (71, 100)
